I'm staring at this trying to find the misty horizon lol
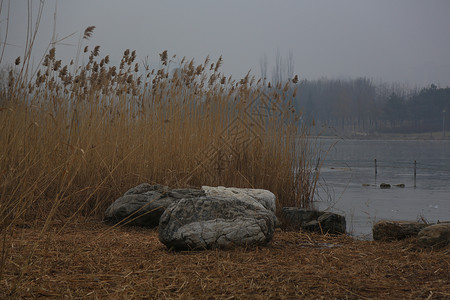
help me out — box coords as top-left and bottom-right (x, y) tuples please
(2, 1), (450, 88)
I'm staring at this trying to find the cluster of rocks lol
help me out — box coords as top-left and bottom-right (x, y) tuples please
(105, 183), (449, 250)
(379, 183), (405, 189)
(373, 220), (450, 248)
(104, 183), (346, 250)
(105, 184), (277, 250)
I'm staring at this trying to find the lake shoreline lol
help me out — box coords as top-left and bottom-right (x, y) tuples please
(310, 132), (450, 141)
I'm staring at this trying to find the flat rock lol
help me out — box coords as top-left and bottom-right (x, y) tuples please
(158, 196), (276, 250)
(372, 220), (427, 241)
(417, 223), (450, 248)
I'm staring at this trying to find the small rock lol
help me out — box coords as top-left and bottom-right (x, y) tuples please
(281, 208), (346, 234)
(317, 212), (346, 234)
(281, 208), (321, 231)
(372, 220), (427, 241)
(302, 220), (320, 232)
(417, 223), (450, 248)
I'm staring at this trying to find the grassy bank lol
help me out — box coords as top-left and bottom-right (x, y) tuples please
(2, 222), (449, 299)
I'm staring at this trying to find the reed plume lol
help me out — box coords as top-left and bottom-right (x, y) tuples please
(83, 26), (95, 40)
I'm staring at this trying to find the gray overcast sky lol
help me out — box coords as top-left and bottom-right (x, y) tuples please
(3, 0), (450, 87)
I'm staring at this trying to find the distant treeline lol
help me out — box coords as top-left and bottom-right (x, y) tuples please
(291, 78), (450, 134)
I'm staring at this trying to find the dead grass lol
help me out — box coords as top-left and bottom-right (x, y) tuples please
(2, 221), (449, 299)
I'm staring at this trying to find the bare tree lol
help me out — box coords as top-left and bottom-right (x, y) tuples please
(272, 49), (283, 85)
(285, 50), (294, 81)
(270, 50), (295, 85)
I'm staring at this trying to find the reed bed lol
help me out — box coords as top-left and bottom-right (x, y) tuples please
(1, 42), (315, 223)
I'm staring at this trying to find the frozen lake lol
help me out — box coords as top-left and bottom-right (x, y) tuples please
(313, 139), (450, 239)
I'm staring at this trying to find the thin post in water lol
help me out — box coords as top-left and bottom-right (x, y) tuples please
(414, 160), (417, 188)
(374, 158), (377, 176)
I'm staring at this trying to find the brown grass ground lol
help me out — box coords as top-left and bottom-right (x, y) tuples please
(2, 221), (449, 299)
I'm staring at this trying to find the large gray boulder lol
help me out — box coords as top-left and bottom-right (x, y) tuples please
(104, 183), (205, 227)
(372, 220), (427, 241)
(158, 196), (276, 250)
(417, 223), (450, 248)
(281, 208), (346, 234)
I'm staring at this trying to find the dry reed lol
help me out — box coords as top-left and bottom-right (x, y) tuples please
(1, 44), (315, 221)
(0, 24), (320, 294)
